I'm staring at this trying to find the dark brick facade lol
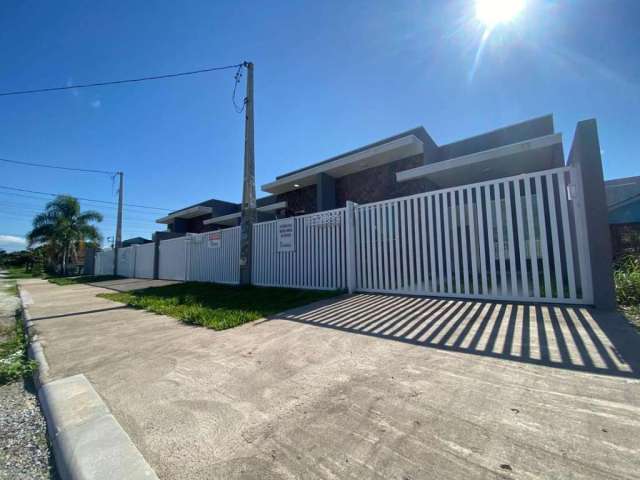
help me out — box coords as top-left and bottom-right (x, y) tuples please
(274, 155), (432, 214)
(335, 154), (430, 207)
(278, 185), (317, 216)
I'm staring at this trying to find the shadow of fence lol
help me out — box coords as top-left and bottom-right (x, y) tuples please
(280, 294), (640, 378)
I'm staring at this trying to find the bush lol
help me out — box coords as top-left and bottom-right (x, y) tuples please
(0, 313), (37, 385)
(614, 255), (640, 306)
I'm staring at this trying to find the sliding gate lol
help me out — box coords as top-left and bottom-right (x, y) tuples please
(354, 167), (592, 304)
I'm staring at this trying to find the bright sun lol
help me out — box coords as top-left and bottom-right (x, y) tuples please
(476, 0), (525, 26)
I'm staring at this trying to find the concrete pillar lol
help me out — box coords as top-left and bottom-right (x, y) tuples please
(153, 236), (161, 280)
(567, 119), (616, 310)
(317, 173), (336, 211)
(345, 201), (357, 293)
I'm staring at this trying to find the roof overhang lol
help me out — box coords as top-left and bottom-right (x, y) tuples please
(396, 133), (563, 188)
(202, 201), (288, 226)
(156, 205), (213, 224)
(257, 201), (287, 212)
(203, 212), (240, 226)
(262, 135), (424, 195)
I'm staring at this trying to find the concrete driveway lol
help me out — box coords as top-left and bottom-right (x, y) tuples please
(21, 278), (640, 480)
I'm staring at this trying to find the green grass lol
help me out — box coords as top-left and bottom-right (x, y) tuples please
(614, 255), (640, 331)
(0, 310), (37, 385)
(47, 275), (122, 286)
(98, 282), (339, 330)
(3, 266), (42, 280)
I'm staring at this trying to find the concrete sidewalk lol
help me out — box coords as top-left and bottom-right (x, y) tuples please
(22, 278), (640, 479)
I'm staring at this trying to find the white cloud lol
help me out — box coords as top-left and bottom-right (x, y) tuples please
(0, 235), (27, 252)
(0, 235), (26, 245)
(90, 99), (101, 108)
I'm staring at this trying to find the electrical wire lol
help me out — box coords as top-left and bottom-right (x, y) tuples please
(0, 185), (173, 211)
(0, 157), (116, 175)
(0, 63), (244, 97)
(0, 191), (164, 216)
(232, 64), (247, 113)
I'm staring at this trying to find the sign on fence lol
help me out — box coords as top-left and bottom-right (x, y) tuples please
(207, 231), (221, 249)
(277, 218), (295, 252)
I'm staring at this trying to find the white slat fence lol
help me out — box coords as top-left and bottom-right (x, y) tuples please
(252, 208), (347, 290)
(134, 243), (155, 279)
(354, 166), (592, 304)
(158, 236), (187, 281)
(186, 227), (240, 284)
(94, 249), (115, 276)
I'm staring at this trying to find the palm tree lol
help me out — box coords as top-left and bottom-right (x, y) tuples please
(27, 195), (103, 275)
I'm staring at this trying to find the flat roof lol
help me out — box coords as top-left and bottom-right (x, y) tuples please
(156, 205), (213, 224)
(203, 201), (288, 225)
(396, 133), (563, 188)
(262, 135), (424, 195)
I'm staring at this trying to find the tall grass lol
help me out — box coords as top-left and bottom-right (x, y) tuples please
(614, 255), (640, 306)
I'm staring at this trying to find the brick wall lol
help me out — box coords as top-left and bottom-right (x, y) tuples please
(335, 154), (429, 207)
(277, 185), (317, 216)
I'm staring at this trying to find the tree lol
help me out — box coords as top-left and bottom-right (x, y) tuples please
(27, 195), (103, 275)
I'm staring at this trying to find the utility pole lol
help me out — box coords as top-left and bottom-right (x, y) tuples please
(113, 171), (124, 274)
(239, 62), (256, 285)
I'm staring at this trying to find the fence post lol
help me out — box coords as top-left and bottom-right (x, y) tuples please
(184, 236), (190, 282)
(132, 246), (138, 278)
(346, 201), (357, 294)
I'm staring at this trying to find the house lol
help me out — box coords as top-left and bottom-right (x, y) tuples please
(261, 114), (561, 214)
(605, 175), (640, 257)
(605, 176), (640, 224)
(122, 236), (152, 247)
(157, 114), (568, 236)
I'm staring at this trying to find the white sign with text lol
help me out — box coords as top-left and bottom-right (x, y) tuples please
(277, 218), (295, 252)
(207, 231), (222, 248)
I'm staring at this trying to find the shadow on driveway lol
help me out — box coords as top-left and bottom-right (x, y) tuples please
(280, 293), (640, 378)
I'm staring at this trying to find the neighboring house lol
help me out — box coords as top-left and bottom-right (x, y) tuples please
(122, 237), (152, 247)
(605, 176), (640, 224)
(157, 114), (563, 233)
(605, 176), (640, 257)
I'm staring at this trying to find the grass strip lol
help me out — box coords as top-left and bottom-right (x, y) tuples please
(98, 282), (339, 330)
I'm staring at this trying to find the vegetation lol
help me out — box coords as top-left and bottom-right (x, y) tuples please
(0, 310), (37, 385)
(3, 266), (42, 280)
(615, 254), (640, 329)
(27, 195), (103, 275)
(48, 275), (121, 286)
(98, 282), (338, 330)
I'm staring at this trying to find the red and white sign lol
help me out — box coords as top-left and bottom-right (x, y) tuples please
(207, 231), (222, 248)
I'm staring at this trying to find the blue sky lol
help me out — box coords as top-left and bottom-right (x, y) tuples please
(1, 0), (639, 251)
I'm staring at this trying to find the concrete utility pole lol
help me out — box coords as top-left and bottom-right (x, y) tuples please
(113, 171), (124, 274)
(239, 62), (256, 285)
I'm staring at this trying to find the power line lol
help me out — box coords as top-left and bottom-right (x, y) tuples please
(232, 64), (247, 113)
(0, 190), (162, 216)
(0, 63), (244, 97)
(0, 185), (173, 211)
(0, 157), (116, 175)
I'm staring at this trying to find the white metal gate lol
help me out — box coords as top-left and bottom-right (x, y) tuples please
(158, 237), (186, 281)
(354, 167), (592, 304)
(134, 243), (155, 279)
(95, 249), (115, 276)
(253, 209), (347, 290)
(116, 246), (136, 278)
(187, 227), (240, 284)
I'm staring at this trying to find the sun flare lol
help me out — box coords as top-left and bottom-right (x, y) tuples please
(476, 0), (525, 26)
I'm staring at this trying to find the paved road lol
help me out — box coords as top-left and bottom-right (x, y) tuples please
(21, 278), (640, 479)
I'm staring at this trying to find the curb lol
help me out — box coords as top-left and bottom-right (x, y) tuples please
(17, 284), (160, 480)
(18, 288), (51, 388)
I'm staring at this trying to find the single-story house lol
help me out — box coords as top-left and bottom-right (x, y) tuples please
(122, 236), (152, 247)
(605, 175), (640, 257)
(157, 114), (563, 233)
(605, 175), (640, 224)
